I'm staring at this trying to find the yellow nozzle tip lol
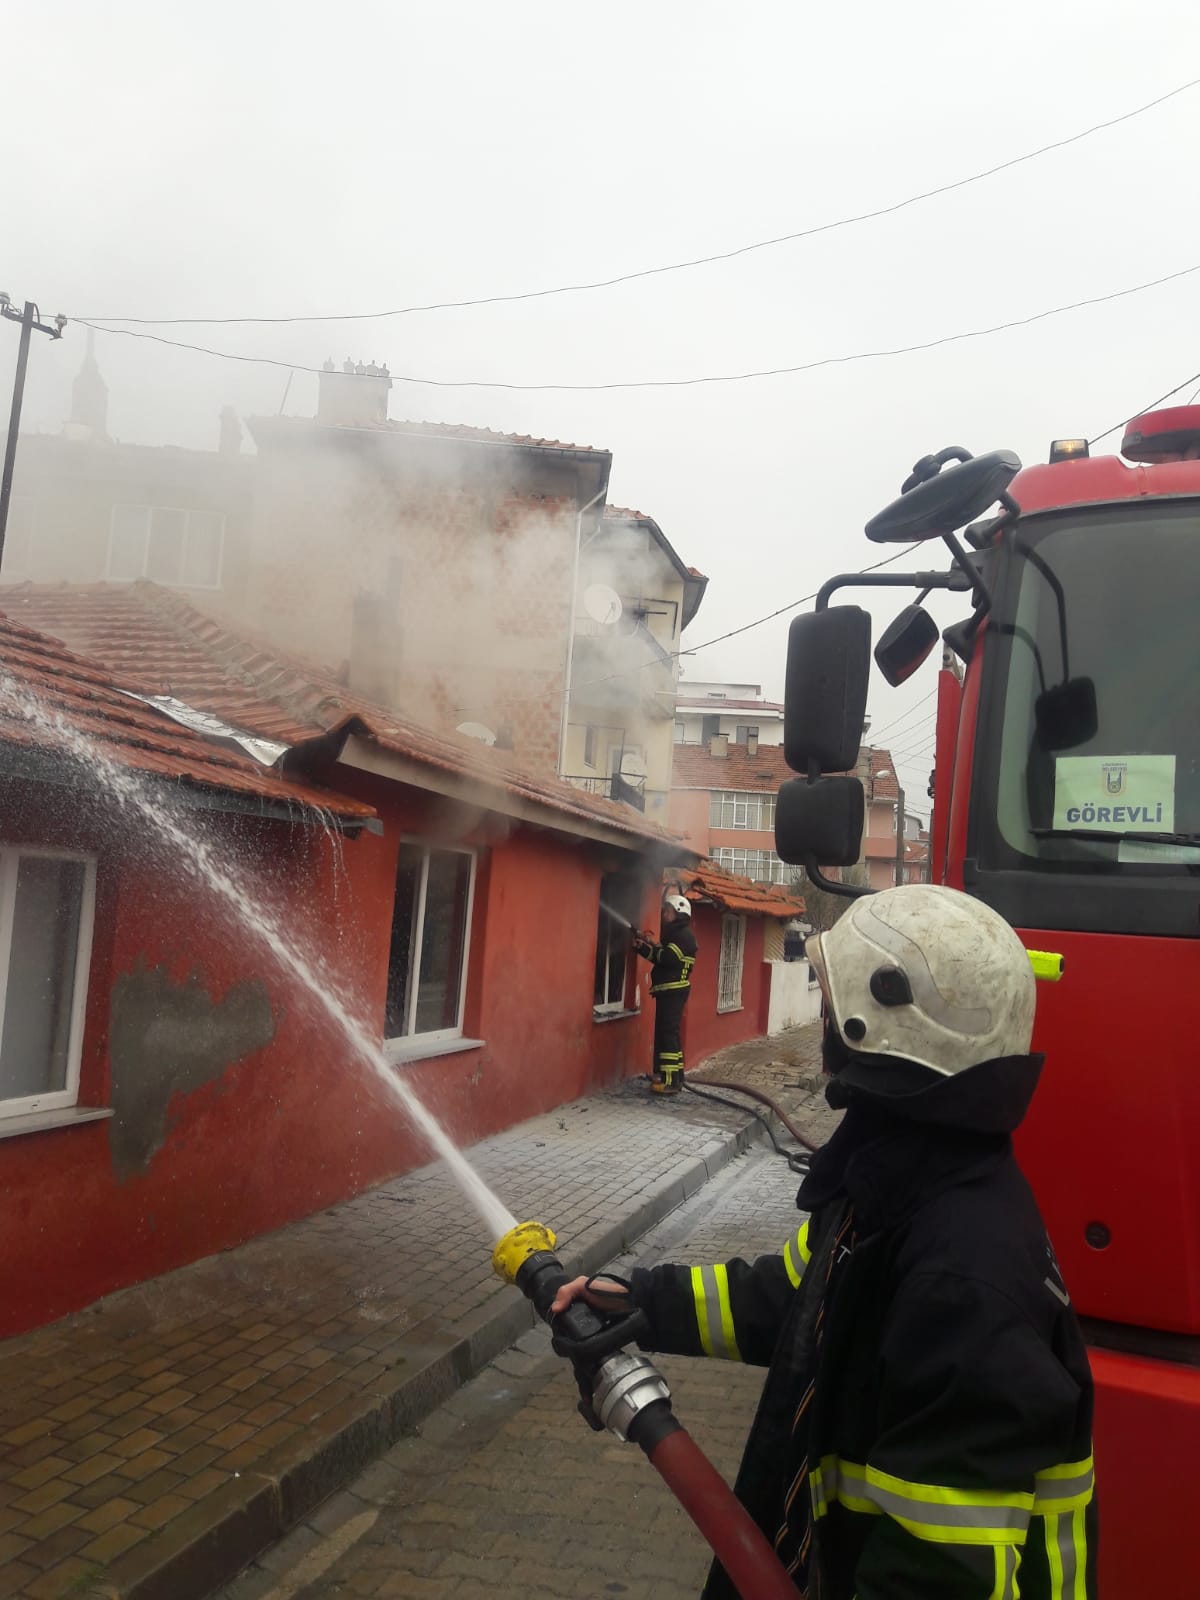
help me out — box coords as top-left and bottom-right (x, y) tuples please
(491, 1220), (557, 1284)
(1027, 949), (1065, 982)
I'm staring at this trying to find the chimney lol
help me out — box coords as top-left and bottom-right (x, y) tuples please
(348, 591), (399, 704)
(218, 405), (242, 456)
(746, 732), (759, 756)
(709, 733), (729, 759)
(318, 357), (393, 428)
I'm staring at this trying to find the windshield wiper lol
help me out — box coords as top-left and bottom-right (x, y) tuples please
(1032, 829), (1200, 846)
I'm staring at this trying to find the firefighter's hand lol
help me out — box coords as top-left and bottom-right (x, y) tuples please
(550, 1275), (629, 1316)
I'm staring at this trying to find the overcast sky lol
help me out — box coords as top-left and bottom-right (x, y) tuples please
(4, 0), (1199, 808)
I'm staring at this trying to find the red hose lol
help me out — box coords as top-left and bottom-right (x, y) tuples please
(646, 1427), (798, 1599)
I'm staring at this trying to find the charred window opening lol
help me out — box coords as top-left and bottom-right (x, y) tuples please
(594, 873), (639, 1015)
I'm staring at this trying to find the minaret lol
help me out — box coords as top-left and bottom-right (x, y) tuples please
(65, 328), (109, 440)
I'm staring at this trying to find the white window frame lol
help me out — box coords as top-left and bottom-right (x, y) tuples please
(384, 841), (476, 1046)
(106, 504), (226, 589)
(713, 846), (789, 885)
(709, 789), (776, 832)
(594, 876), (636, 1016)
(0, 846), (97, 1119)
(717, 914), (746, 1013)
(584, 726), (598, 769)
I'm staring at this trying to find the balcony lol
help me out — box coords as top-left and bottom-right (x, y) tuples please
(571, 619), (677, 717)
(562, 771), (647, 812)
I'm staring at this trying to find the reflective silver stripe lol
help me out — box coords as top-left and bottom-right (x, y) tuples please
(1033, 1460), (1094, 1513)
(1046, 1507), (1087, 1600)
(691, 1265), (740, 1361)
(782, 1221), (811, 1289)
(991, 1545), (1021, 1600)
(817, 1458), (1031, 1545)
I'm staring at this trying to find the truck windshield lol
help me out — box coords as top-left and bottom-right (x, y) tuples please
(973, 500), (1200, 918)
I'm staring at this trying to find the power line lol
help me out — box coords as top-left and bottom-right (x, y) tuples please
(77, 261), (1200, 394)
(77, 77), (1200, 328)
(1089, 365), (1200, 446)
(866, 688), (938, 744)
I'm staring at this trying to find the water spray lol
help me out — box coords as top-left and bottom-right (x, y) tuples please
(492, 1220), (798, 1600)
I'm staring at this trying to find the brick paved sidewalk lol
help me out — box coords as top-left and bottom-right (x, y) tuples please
(0, 1026), (824, 1600)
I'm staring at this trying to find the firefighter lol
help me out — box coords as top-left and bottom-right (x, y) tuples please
(633, 893), (697, 1096)
(556, 884), (1096, 1599)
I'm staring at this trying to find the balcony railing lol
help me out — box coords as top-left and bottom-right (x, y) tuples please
(562, 771), (647, 812)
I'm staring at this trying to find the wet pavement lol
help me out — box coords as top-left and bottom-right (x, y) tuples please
(0, 1025), (828, 1599)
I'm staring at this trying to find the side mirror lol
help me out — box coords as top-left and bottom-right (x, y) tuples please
(865, 450), (1022, 544)
(776, 776), (865, 868)
(874, 604), (939, 687)
(784, 606), (871, 774)
(1035, 678), (1098, 750)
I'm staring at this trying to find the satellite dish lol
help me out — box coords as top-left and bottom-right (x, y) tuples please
(619, 750), (648, 780)
(582, 584), (623, 626)
(456, 722), (497, 746)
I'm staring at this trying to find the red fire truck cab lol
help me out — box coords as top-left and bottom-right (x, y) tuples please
(777, 407), (1200, 1596)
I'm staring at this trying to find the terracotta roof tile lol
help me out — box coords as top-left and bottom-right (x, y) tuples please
(252, 415), (605, 454)
(2, 582), (685, 850)
(0, 611), (373, 821)
(679, 859), (806, 919)
(671, 741), (902, 800)
(671, 742), (796, 791)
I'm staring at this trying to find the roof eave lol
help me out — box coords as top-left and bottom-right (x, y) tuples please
(337, 734), (694, 859)
(0, 741), (377, 834)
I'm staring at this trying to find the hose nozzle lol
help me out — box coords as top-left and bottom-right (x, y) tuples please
(492, 1220), (557, 1286)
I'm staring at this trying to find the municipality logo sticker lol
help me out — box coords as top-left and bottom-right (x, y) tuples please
(1102, 762), (1127, 796)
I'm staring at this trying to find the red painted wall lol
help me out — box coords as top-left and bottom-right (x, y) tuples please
(680, 905), (771, 1068)
(0, 771), (661, 1336)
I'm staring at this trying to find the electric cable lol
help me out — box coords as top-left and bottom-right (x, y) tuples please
(865, 688), (939, 743)
(493, 543), (923, 713)
(75, 262), (1200, 392)
(77, 76), (1200, 327)
(1089, 366), (1200, 445)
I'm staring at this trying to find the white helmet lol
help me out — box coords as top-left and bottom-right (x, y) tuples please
(663, 894), (692, 918)
(807, 885), (1034, 1079)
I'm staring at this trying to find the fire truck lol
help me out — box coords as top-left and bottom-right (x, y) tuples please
(775, 406), (1200, 1595)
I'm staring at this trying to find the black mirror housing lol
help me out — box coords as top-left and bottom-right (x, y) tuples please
(784, 606), (871, 774)
(776, 776), (865, 868)
(874, 604), (939, 687)
(865, 450), (1022, 544)
(1035, 678), (1098, 750)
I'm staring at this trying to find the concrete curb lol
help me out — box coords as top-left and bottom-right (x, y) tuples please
(108, 1106), (762, 1600)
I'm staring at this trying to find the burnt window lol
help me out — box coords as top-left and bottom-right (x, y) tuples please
(594, 873), (639, 1014)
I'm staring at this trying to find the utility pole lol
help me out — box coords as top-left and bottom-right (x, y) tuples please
(894, 781), (907, 887)
(0, 295), (67, 566)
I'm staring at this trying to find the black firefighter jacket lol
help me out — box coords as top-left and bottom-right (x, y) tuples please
(627, 1062), (1097, 1600)
(634, 920), (698, 995)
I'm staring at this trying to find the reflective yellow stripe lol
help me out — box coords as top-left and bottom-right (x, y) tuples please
(990, 1545), (1021, 1600)
(1033, 1456), (1094, 1514)
(689, 1264), (742, 1361)
(1045, 1505), (1088, 1600)
(690, 1265), (712, 1356)
(782, 1220), (811, 1289)
(651, 981), (691, 992)
(813, 1456), (1032, 1546)
(1046, 1513), (1064, 1595)
(1071, 1506), (1087, 1600)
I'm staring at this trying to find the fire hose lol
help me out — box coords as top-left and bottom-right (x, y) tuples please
(493, 1220), (798, 1600)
